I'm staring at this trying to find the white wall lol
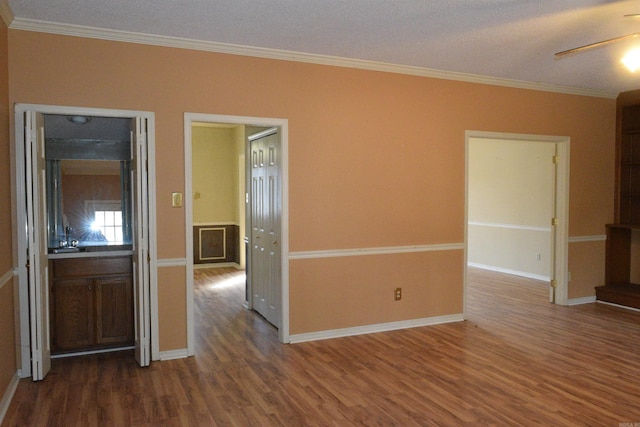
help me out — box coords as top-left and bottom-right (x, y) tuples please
(468, 138), (555, 280)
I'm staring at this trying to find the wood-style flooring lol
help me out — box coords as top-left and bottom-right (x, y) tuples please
(3, 267), (640, 426)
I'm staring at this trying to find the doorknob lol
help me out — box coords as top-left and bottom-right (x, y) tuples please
(273, 240), (278, 247)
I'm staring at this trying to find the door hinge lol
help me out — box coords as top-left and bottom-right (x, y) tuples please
(550, 279), (558, 288)
(551, 217), (559, 226)
(552, 155), (559, 164)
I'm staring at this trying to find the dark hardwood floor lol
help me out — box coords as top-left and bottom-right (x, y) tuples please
(3, 267), (640, 426)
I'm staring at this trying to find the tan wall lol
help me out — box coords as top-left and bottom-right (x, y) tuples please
(290, 251), (463, 334)
(8, 30), (616, 347)
(1, 17), (17, 407)
(568, 240), (606, 299)
(157, 265), (187, 350)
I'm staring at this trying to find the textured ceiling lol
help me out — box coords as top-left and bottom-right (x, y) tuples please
(6, 0), (640, 95)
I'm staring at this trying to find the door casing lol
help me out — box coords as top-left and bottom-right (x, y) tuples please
(183, 113), (290, 355)
(13, 104), (158, 378)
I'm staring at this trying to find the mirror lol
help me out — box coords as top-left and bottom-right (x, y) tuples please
(44, 115), (133, 251)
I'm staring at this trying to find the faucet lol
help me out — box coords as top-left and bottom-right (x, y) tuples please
(63, 226), (78, 247)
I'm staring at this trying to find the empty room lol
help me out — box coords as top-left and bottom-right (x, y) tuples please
(1, 1), (639, 425)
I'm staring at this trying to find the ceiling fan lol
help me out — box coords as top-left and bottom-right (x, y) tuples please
(555, 14), (640, 57)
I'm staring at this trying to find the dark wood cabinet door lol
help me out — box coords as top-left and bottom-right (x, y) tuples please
(51, 278), (94, 352)
(95, 276), (134, 345)
(50, 256), (134, 354)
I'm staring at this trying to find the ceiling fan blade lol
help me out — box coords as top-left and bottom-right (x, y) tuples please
(555, 33), (640, 57)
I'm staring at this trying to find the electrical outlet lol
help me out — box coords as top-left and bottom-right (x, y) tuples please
(394, 287), (402, 301)
(536, 253), (542, 261)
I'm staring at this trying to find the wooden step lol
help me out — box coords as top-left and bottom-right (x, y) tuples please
(595, 284), (640, 309)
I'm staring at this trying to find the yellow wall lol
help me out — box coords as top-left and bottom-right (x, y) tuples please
(0, 16), (17, 408)
(192, 126), (239, 224)
(7, 30), (616, 347)
(468, 138), (555, 278)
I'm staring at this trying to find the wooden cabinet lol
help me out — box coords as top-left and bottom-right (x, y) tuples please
(50, 256), (133, 354)
(596, 98), (640, 309)
(618, 105), (640, 224)
(596, 224), (640, 308)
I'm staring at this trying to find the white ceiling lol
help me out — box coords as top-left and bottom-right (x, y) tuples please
(6, 0), (640, 96)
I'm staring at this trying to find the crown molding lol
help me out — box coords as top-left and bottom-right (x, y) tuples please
(0, 0), (14, 27)
(9, 17), (617, 99)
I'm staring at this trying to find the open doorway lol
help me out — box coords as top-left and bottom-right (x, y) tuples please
(190, 123), (247, 270)
(14, 104), (156, 381)
(464, 131), (569, 315)
(184, 113), (289, 356)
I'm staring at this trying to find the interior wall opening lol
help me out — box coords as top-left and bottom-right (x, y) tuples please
(185, 114), (288, 357)
(15, 104), (155, 381)
(465, 133), (569, 314)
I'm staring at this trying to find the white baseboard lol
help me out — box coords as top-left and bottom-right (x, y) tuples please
(158, 349), (189, 360)
(467, 262), (550, 282)
(0, 372), (20, 425)
(567, 296), (596, 306)
(596, 300), (640, 313)
(50, 346), (134, 359)
(193, 262), (242, 270)
(289, 313), (464, 344)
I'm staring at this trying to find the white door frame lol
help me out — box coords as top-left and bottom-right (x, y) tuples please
(14, 103), (158, 378)
(183, 113), (290, 355)
(464, 130), (570, 311)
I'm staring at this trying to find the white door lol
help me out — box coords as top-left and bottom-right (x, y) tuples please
(131, 117), (151, 366)
(249, 128), (281, 327)
(26, 112), (51, 380)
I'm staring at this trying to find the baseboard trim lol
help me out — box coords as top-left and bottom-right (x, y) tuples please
(567, 296), (596, 306)
(596, 300), (640, 313)
(289, 313), (464, 344)
(50, 346), (134, 359)
(193, 262), (242, 270)
(467, 263), (550, 282)
(0, 268), (14, 291)
(159, 349), (189, 360)
(0, 372), (20, 425)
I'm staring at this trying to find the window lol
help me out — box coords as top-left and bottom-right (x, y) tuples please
(85, 200), (123, 243)
(93, 209), (123, 242)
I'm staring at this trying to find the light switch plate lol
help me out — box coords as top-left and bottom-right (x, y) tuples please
(172, 192), (183, 207)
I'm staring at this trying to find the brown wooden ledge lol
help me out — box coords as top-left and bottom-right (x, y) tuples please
(595, 284), (640, 309)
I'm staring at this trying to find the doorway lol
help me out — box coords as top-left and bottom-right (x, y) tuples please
(14, 104), (156, 380)
(465, 131), (569, 311)
(184, 113), (289, 355)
